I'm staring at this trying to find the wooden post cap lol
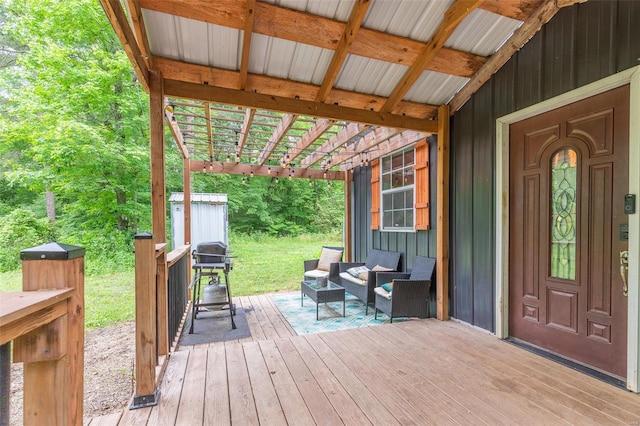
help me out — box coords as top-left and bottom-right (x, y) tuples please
(20, 242), (85, 260)
(135, 232), (154, 240)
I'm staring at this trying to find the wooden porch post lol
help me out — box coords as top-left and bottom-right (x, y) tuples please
(131, 232), (159, 408)
(436, 104), (450, 320)
(183, 157), (192, 247)
(16, 242), (85, 425)
(150, 70), (166, 242)
(344, 170), (353, 262)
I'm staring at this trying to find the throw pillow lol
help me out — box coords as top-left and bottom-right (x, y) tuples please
(381, 282), (394, 292)
(372, 264), (393, 272)
(347, 265), (369, 278)
(317, 247), (343, 271)
(358, 270), (370, 281)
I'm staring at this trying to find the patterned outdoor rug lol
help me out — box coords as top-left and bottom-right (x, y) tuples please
(270, 291), (404, 335)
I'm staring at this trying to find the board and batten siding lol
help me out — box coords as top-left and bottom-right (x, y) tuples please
(450, 0), (640, 332)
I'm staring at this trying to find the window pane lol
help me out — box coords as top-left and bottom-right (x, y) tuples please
(406, 209), (414, 227)
(382, 173), (391, 190)
(392, 210), (405, 228)
(383, 211), (393, 228)
(391, 153), (403, 170)
(405, 189), (413, 208)
(383, 193), (392, 211)
(382, 156), (391, 173)
(404, 168), (414, 186)
(392, 192), (404, 209)
(550, 148), (577, 280)
(391, 170), (403, 188)
(404, 149), (414, 166)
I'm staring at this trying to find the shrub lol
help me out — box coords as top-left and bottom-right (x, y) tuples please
(0, 208), (58, 271)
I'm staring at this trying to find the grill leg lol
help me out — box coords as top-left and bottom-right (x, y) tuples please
(224, 270), (236, 329)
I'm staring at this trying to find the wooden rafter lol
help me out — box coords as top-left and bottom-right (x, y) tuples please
(315, 0), (371, 102)
(347, 130), (429, 169)
(284, 118), (336, 164)
(204, 102), (213, 161)
(238, 108), (255, 157)
(300, 123), (371, 168)
(331, 127), (404, 169)
(138, 0), (486, 79)
(258, 113), (296, 166)
(125, 0), (153, 70)
(163, 102), (189, 159)
(99, 0), (149, 90)
(239, 0), (256, 90)
(382, 0), (484, 113)
(448, 0), (560, 113)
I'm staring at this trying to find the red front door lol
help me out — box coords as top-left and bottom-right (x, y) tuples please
(509, 85), (630, 378)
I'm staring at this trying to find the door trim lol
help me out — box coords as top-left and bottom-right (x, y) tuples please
(495, 66), (640, 391)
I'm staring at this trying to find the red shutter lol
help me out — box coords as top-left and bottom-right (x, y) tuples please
(370, 159), (380, 230)
(414, 139), (430, 230)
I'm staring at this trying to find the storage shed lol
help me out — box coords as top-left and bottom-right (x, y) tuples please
(169, 193), (228, 250)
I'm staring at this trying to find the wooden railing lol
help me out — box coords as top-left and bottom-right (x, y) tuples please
(0, 243), (85, 425)
(131, 233), (191, 409)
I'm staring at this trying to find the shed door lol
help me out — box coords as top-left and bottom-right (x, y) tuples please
(509, 85), (629, 378)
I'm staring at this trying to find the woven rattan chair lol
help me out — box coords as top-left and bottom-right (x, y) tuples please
(374, 256), (435, 322)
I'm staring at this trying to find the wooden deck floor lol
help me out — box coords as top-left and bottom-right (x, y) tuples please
(89, 294), (640, 425)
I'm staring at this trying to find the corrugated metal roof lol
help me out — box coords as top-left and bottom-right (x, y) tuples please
(335, 55), (407, 97)
(362, 0), (454, 42)
(446, 9), (523, 57)
(262, 0), (355, 21)
(404, 71), (469, 105)
(169, 193), (228, 204)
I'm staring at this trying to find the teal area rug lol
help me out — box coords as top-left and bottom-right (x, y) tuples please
(270, 291), (404, 335)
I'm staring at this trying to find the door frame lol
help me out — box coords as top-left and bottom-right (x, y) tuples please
(495, 66), (640, 391)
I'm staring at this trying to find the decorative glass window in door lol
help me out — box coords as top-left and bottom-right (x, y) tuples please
(550, 147), (577, 280)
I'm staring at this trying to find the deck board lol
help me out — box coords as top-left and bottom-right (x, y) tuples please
(100, 294), (640, 425)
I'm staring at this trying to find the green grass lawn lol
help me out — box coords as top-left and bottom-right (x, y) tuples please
(0, 233), (342, 329)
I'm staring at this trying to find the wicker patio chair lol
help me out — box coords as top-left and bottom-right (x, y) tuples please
(374, 255), (435, 322)
(303, 246), (344, 283)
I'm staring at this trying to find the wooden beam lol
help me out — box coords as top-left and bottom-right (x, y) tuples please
(154, 57), (438, 119)
(315, 0), (371, 102)
(285, 118), (335, 164)
(300, 122), (371, 168)
(238, 108), (255, 157)
(480, 0), (547, 21)
(239, 0), (256, 90)
(258, 113), (296, 166)
(99, 0), (149, 90)
(150, 71), (166, 242)
(164, 103), (190, 159)
(183, 158), (192, 246)
(189, 160), (345, 181)
(344, 170), (353, 262)
(331, 127), (405, 168)
(126, 0), (153, 69)
(557, 0), (587, 8)
(204, 102), (214, 161)
(436, 105), (450, 321)
(382, 0), (484, 113)
(448, 0), (560, 113)
(344, 129), (429, 170)
(163, 79), (439, 132)
(139, 0), (485, 79)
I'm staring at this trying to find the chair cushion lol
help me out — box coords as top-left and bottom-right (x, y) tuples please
(340, 271), (366, 286)
(381, 282), (394, 292)
(374, 286), (392, 300)
(317, 247), (343, 271)
(304, 269), (329, 279)
(347, 265), (369, 278)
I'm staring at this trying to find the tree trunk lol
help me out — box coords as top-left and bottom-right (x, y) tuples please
(46, 190), (56, 224)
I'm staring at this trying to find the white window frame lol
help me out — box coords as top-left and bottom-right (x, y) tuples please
(380, 147), (415, 232)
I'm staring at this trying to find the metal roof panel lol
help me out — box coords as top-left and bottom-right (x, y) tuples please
(446, 9), (523, 57)
(404, 71), (469, 105)
(362, 0), (454, 41)
(335, 55), (407, 97)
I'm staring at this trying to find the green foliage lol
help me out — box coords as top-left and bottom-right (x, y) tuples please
(0, 208), (57, 271)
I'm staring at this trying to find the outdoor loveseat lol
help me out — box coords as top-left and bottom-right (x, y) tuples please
(338, 249), (402, 314)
